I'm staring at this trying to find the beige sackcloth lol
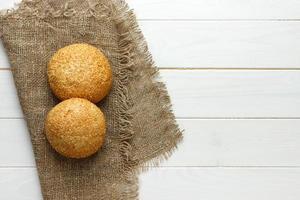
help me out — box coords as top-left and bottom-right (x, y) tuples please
(0, 0), (183, 199)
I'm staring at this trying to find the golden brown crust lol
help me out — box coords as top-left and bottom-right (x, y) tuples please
(45, 98), (106, 159)
(48, 43), (112, 103)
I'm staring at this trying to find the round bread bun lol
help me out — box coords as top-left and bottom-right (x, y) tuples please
(45, 98), (106, 159)
(48, 43), (112, 103)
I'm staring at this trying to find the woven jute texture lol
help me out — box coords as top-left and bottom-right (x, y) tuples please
(0, 0), (183, 199)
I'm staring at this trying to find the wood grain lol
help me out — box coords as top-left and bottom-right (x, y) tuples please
(0, 168), (42, 200)
(2, 119), (300, 167)
(0, 0), (18, 10)
(2, 70), (300, 118)
(2, 0), (300, 19)
(1, 167), (300, 200)
(0, 119), (34, 166)
(0, 70), (23, 118)
(128, 0), (300, 20)
(166, 119), (300, 167)
(140, 167), (300, 200)
(1, 22), (300, 68)
(139, 21), (300, 68)
(0, 41), (10, 68)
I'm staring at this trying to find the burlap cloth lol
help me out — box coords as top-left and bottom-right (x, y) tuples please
(0, 0), (183, 199)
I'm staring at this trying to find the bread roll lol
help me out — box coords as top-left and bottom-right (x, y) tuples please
(45, 98), (106, 158)
(48, 43), (112, 103)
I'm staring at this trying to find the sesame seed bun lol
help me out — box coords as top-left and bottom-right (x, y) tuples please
(48, 43), (112, 103)
(45, 98), (106, 159)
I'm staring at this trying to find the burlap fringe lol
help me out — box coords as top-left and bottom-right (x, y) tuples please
(110, 0), (183, 174)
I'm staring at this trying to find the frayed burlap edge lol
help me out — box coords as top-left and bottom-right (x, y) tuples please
(111, 0), (183, 174)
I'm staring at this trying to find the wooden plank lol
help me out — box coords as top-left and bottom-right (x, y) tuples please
(165, 119), (300, 166)
(2, 70), (300, 118)
(163, 70), (300, 118)
(139, 21), (300, 68)
(128, 0), (300, 19)
(0, 168), (42, 200)
(140, 167), (300, 200)
(0, 119), (35, 167)
(2, 0), (300, 20)
(1, 21), (300, 69)
(1, 167), (300, 200)
(0, 0), (19, 10)
(0, 40), (10, 68)
(1, 119), (300, 167)
(0, 70), (23, 118)
(1, 0), (300, 20)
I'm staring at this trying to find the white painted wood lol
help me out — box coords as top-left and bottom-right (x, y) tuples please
(0, 0), (19, 10)
(139, 21), (300, 68)
(0, 70), (23, 118)
(1, 21), (300, 68)
(140, 167), (300, 200)
(165, 119), (300, 166)
(0, 168), (42, 200)
(0, 0), (18, 71)
(2, 0), (300, 20)
(2, 70), (300, 118)
(0, 119), (35, 167)
(0, 41), (10, 68)
(1, 167), (300, 200)
(128, 0), (300, 19)
(2, 119), (300, 167)
(163, 70), (300, 118)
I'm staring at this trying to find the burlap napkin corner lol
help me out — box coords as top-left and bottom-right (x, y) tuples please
(0, 0), (183, 199)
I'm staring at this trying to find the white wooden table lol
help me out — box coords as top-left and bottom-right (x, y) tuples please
(1, 0), (300, 199)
